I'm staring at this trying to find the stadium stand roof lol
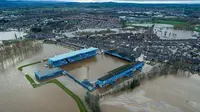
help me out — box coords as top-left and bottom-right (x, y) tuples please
(49, 47), (98, 62)
(34, 67), (63, 77)
(98, 61), (140, 81)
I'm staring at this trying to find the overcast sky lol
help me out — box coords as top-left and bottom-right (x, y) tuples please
(6, 0), (200, 4)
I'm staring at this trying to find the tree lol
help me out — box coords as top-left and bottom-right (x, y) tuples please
(120, 19), (127, 28)
(15, 33), (18, 40)
(30, 27), (42, 33)
(130, 80), (140, 89)
(85, 92), (101, 112)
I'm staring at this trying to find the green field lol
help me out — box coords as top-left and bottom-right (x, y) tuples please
(195, 25), (200, 32)
(126, 19), (200, 32)
(153, 20), (186, 25)
(18, 59), (48, 71)
(127, 20), (185, 26)
(25, 75), (40, 88)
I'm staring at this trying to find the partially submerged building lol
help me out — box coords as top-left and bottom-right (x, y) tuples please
(95, 61), (143, 88)
(104, 49), (135, 62)
(35, 67), (64, 81)
(48, 47), (98, 67)
(35, 47), (98, 81)
(34, 47), (144, 91)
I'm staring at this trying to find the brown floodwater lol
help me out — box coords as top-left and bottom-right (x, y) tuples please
(22, 50), (128, 100)
(1, 43), (200, 112)
(0, 44), (79, 112)
(61, 54), (128, 81)
(0, 84), (79, 112)
(101, 74), (200, 112)
(101, 104), (131, 112)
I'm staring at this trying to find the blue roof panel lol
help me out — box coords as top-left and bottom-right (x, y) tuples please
(34, 67), (63, 77)
(49, 47), (98, 62)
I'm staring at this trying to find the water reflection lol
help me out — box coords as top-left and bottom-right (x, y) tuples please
(100, 69), (200, 112)
(0, 44), (79, 112)
(0, 41), (42, 71)
(61, 54), (127, 81)
(131, 23), (199, 39)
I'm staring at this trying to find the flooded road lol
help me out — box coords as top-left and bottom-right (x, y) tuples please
(0, 44), (79, 112)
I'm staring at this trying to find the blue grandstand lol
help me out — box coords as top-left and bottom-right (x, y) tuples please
(95, 62), (143, 88)
(48, 47), (98, 67)
(34, 68), (64, 81)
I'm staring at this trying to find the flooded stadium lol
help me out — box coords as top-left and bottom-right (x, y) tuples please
(61, 54), (128, 81)
(0, 43), (200, 112)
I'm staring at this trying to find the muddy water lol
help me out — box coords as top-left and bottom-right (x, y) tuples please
(0, 84), (79, 112)
(1, 43), (200, 112)
(155, 28), (198, 40)
(0, 44), (79, 112)
(101, 104), (130, 112)
(58, 54), (128, 100)
(131, 23), (199, 40)
(101, 74), (200, 112)
(61, 54), (128, 82)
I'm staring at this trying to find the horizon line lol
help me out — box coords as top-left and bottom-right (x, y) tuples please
(5, 0), (200, 4)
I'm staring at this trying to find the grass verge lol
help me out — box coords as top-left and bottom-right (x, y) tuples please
(47, 80), (87, 112)
(25, 74), (40, 88)
(24, 74), (87, 112)
(18, 59), (48, 71)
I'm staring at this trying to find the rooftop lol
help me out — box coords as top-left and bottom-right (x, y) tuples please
(98, 61), (141, 81)
(48, 47), (98, 62)
(34, 67), (63, 77)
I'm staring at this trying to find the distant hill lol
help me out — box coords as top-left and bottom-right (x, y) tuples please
(0, 1), (200, 10)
